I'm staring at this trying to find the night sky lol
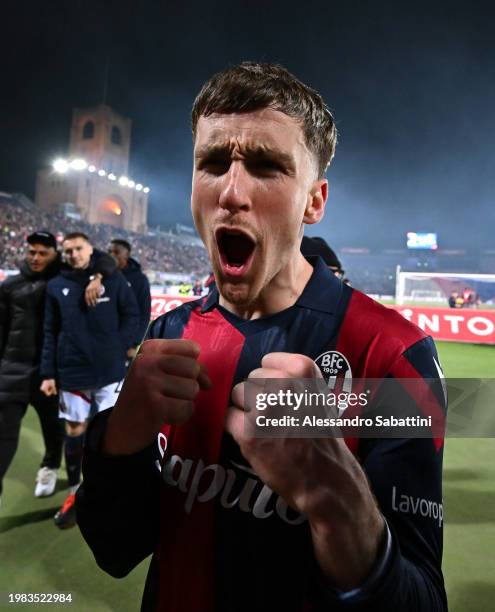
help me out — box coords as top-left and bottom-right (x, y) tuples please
(1, 0), (494, 250)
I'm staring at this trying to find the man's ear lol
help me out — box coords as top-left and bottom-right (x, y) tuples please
(303, 179), (328, 225)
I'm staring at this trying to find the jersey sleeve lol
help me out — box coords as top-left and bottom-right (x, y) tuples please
(76, 314), (169, 577)
(312, 336), (448, 611)
(76, 409), (160, 577)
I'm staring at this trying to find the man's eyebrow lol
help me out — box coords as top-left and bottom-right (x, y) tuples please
(194, 143), (231, 159)
(195, 143), (296, 166)
(243, 145), (295, 166)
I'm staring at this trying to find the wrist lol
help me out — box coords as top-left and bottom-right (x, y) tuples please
(89, 273), (103, 281)
(309, 499), (385, 590)
(313, 517), (394, 603)
(103, 404), (161, 456)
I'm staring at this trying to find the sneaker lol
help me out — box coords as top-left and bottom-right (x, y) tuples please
(54, 493), (77, 529)
(34, 467), (58, 497)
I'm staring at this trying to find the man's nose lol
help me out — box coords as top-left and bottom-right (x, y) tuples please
(218, 162), (252, 213)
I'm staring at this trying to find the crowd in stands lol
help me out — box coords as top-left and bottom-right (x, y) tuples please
(0, 200), (210, 277)
(342, 266), (396, 295)
(2, 198), (491, 297)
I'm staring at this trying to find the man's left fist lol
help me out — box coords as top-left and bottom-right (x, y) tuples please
(225, 351), (328, 516)
(225, 351), (384, 590)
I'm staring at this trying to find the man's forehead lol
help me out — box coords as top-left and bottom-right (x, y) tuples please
(194, 108), (307, 151)
(64, 239), (88, 248)
(28, 243), (51, 251)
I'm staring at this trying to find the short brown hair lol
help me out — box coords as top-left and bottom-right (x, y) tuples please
(63, 232), (90, 243)
(191, 62), (337, 178)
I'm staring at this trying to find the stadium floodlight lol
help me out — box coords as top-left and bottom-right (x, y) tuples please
(108, 173), (117, 181)
(98, 169), (106, 177)
(127, 180), (135, 188)
(53, 158), (69, 173)
(70, 158), (87, 171)
(135, 183), (143, 191)
(118, 176), (129, 186)
(143, 186), (150, 193)
(88, 165), (96, 173)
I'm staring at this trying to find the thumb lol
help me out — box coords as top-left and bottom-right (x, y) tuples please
(261, 353), (323, 379)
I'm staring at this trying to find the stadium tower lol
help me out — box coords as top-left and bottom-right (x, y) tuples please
(35, 105), (149, 232)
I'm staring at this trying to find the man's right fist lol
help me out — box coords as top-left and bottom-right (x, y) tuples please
(40, 379), (58, 396)
(103, 339), (211, 456)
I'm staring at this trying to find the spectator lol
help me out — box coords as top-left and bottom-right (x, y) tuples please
(178, 281), (192, 296)
(192, 279), (203, 296)
(0, 200), (210, 277)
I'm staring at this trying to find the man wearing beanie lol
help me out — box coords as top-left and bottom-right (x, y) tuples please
(301, 236), (345, 278)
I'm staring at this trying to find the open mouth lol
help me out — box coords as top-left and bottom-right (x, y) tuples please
(216, 228), (256, 276)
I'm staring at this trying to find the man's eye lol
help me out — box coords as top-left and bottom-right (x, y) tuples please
(199, 159), (230, 175)
(248, 160), (284, 175)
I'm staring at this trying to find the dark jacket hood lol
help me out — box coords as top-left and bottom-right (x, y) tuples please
(125, 257), (142, 272)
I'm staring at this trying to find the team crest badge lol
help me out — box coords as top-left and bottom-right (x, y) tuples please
(62, 288), (69, 296)
(314, 350), (353, 416)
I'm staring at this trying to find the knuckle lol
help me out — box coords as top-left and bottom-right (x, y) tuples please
(140, 339), (158, 351)
(176, 378), (199, 400)
(290, 354), (313, 375)
(190, 379), (200, 397)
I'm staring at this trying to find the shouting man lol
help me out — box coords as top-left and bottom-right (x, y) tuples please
(77, 63), (447, 611)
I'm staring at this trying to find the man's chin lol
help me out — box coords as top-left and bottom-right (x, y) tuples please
(217, 278), (256, 307)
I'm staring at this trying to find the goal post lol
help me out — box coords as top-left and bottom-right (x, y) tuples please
(395, 269), (495, 307)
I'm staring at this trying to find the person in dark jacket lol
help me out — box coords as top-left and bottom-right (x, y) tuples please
(40, 232), (138, 528)
(301, 236), (345, 279)
(0, 231), (115, 502)
(192, 279), (203, 296)
(108, 239), (151, 356)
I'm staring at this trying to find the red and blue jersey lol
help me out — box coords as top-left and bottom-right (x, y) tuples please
(77, 256), (447, 612)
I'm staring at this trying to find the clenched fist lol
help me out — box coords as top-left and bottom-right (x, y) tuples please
(40, 378), (58, 396)
(104, 339), (211, 456)
(226, 352), (384, 590)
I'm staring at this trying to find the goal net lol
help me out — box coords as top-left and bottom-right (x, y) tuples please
(395, 269), (495, 308)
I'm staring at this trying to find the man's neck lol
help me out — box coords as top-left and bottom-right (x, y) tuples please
(218, 254), (314, 320)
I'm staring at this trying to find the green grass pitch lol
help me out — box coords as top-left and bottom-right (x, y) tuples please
(0, 341), (493, 611)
